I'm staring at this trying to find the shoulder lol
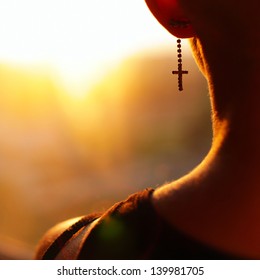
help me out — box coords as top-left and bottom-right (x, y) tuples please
(35, 187), (235, 259)
(35, 189), (157, 259)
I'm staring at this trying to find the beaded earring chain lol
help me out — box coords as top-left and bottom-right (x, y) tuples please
(172, 39), (188, 91)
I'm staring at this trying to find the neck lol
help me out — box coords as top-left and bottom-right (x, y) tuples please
(191, 34), (260, 159)
(152, 36), (260, 258)
(206, 37), (260, 162)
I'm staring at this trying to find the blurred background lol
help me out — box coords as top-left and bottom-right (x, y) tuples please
(0, 0), (211, 259)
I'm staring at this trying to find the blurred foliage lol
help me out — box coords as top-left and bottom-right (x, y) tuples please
(0, 49), (211, 250)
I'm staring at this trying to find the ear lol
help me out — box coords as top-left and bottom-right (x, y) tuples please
(145, 0), (195, 38)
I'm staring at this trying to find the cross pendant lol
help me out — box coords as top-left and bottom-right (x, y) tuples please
(172, 65), (188, 92)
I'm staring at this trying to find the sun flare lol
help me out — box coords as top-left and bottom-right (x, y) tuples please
(0, 0), (177, 97)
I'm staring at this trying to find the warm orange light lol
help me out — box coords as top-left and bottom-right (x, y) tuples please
(0, 0), (178, 98)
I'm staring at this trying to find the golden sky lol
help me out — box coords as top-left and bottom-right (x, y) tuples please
(0, 0), (182, 96)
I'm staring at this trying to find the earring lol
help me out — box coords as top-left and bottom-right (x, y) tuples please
(172, 39), (188, 92)
(144, 0), (194, 91)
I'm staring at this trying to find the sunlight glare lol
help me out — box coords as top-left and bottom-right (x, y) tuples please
(0, 0), (176, 97)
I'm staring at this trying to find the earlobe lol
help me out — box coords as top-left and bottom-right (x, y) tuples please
(167, 18), (195, 38)
(145, 0), (196, 38)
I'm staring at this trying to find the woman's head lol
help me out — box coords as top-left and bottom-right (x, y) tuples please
(145, 0), (260, 78)
(145, 0), (260, 120)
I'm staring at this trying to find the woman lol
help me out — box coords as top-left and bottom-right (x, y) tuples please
(35, 0), (260, 259)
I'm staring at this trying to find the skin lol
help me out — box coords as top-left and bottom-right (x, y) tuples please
(151, 0), (260, 258)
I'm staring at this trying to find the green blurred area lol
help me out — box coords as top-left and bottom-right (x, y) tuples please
(0, 48), (211, 255)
